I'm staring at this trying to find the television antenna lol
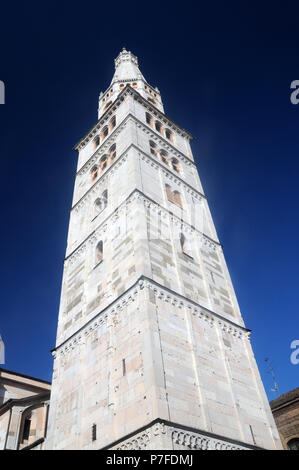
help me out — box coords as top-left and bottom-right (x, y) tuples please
(265, 358), (280, 395)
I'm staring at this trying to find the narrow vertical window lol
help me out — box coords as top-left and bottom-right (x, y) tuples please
(92, 424), (97, 441)
(102, 190), (108, 209)
(171, 158), (180, 174)
(22, 417), (31, 443)
(96, 241), (103, 264)
(165, 184), (173, 203)
(146, 112), (153, 127)
(165, 129), (173, 142)
(155, 121), (163, 134)
(173, 190), (183, 208)
(91, 166), (99, 182)
(122, 358), (126, 376)
(94, 198), (102, 216)
(100, 155), (108, 171)
(101, 126), (108, 140)
(93, 135), (100, 149)
(109, 144), (116, 162)
(180, 233), (192, 258)
(149, 140), (157, 156)
(160, 150), (169, 165)
(109, 116), (116, 131)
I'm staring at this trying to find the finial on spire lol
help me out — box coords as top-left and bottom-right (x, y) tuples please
(122, 47), (126, 51)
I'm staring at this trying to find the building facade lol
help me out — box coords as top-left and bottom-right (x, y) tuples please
(45, 50), (282, 450)
(0, 368), (50, 450)
(270, 388), (299, 450)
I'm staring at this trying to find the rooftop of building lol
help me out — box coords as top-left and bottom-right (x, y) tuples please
(270, 387), (299, 410)
(0, 367), (51, 386)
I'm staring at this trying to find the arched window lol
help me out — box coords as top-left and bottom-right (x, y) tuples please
(109, 144), (116, 162)
(155, 121), (163, 134)
(148, 97), (155, 105)
(171, 158), (180, 174)
(173, 190), (183, 208)
(93, 135), (100, 149)
(91, 165), (99, 182)
(100, 155), (108, 171)
(120, 84), (125, 89)
(160, 150), (169, 165)
(146, 112), (153, 127)
(109, 116), (116, 132)
(96, 241), (103, 264)
(94, 198), (102, 215)
(165, 128), (173, 142)
(133, 82), (137, 88)
(288, 438), (299, 450)
(180, 233), (192, 257)
(149, 140), (157, 156)
(104, 101), (112, 111)
(165, 184), (173, 203)
(101, 126), (109, 140)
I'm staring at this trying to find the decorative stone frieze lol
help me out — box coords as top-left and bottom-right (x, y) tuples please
(108, 420), (252, 450)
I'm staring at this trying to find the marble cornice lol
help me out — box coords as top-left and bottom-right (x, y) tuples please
(52, 276), (250, 358)
(130, 87), (193, 140)
(72, 142), (205, 215)
(76, 112), (195, 179)
(133, 114), (196, 167)
(105, 419), (259, 450)
(76, 114), (131, 176)
(74, 85), (193, 151)
(66, 188), (219, 265)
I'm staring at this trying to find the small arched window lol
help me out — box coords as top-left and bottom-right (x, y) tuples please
(102, 189), (108, 209)
(148, 97), (155, 105)
(120, 84), (125, 89)
(101, 126), (109, 140)
(180, 232), (192, 257)
(133, 82), (137, 88)
(173, 190), (183, 208)
(93, 135), (100, 149)
(96, 241), (103, 264)
(146, 113), (153, 127)
(104, 101), (112, 111)
(109, 116), (116, 131)
(109, 144), (116, 162)
(149, 140), (157, 156)
(91, 166), (99, 182)
(288, 438), (299, 450)
(160, 150), (169, 165)
(165, 129), (173, 142)
(165, 184), (173, 203)
(155, 121), (163, 134)
(94, 198), (102, 215)
(100, 155), (108, 171)
(171, 158), (180, 174)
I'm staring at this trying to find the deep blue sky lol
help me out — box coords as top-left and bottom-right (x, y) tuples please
(0, 1), (298, 400)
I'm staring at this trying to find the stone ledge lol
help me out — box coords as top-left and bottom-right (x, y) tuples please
(104, 418), (260, 450)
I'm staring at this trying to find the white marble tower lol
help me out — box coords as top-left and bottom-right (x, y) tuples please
(45, 50), (282, 450)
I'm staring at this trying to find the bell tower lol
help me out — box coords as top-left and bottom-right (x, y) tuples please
(45, 50), (282, 450)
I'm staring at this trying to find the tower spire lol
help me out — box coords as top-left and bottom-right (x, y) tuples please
(98, 50), (164, 118)
(111, 49), (145, 84)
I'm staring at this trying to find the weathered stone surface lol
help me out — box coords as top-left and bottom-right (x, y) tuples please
(45, 50), (282, 450)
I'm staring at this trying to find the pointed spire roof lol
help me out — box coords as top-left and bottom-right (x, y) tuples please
(110, 48), (146, 85)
